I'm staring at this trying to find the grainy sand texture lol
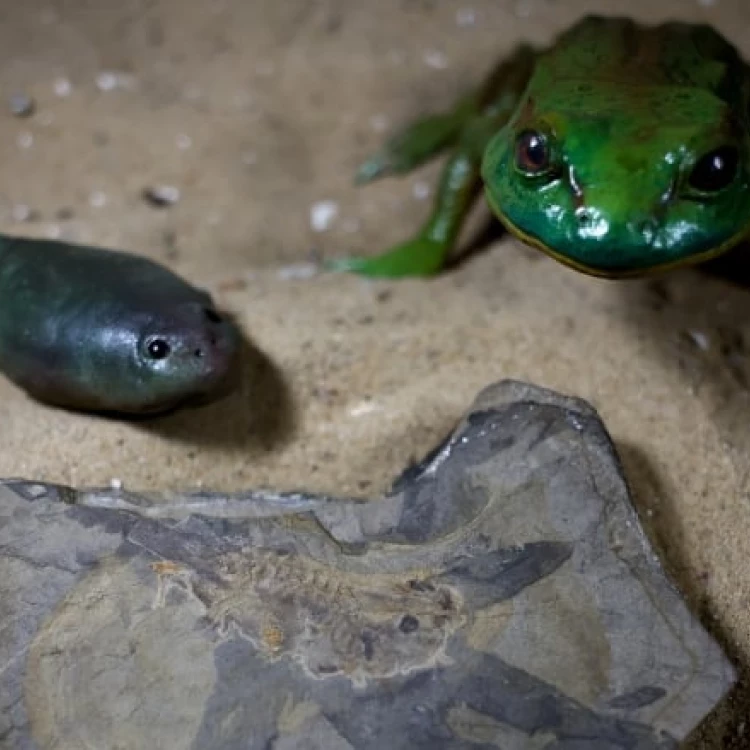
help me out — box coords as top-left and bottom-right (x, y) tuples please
(0, 0), (749, 745)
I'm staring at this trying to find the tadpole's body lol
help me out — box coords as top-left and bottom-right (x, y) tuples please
(0, 234), (240, 414)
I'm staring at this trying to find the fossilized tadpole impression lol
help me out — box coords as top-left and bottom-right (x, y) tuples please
(0, 380), (736, 749)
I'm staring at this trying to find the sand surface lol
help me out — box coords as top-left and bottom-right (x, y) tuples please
(0, 0), (749, 745)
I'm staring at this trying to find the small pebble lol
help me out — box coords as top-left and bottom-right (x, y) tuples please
(95, 70), (135, 91)
(687, 330), (710, 351)
(423, 50), (448, 70)
(456, 8), (476, 27)
(89, 190), (108, 208)
(142, 185), (181, 208)
(16, 131), (33, 149)
(45, 224), (62, 239)
(277, 263), (319, 281)
(349, 400), (379, 418)
(11, 204), (34, 222)
(9, 93), (35, 117)
(242, 150), (258, 166)
(310, 200), (339, 232)
(175, 133), (192, 150)
(412, 181), (430, 200)
(369, 114), (389, 132)
(53, 77), (72, 97)
(109, 478), (123, 490)
(95, 71), (119, 91)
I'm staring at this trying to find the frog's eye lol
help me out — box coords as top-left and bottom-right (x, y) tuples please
(687, 146), (739, 193)
(515, 130), (551, 175)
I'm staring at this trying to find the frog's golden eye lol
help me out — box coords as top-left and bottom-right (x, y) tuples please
(687, 146), (739, 193)
(515, 130), (551, 175)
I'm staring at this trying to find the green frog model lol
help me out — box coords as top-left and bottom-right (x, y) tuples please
(329, 15), (750, 278)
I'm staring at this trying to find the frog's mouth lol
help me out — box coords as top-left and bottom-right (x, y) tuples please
(490, 205), (746, 280)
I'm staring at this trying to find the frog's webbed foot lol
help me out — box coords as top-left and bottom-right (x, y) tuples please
(326, 236), (448, 278)
(355, 107), (472, 185)
(333, 149), (482, 279)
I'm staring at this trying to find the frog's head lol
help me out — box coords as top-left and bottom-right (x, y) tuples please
(482, 81), (750, 276)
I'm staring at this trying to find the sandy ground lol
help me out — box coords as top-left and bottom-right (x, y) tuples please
(0, 0), (749, 745)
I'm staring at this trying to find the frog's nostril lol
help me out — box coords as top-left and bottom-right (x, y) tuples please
(576, 209), (592, 228)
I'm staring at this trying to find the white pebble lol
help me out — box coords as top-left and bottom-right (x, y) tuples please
(242, 150), (258, 166)
(89, 190), (108, 208)
(687, 329), (710, 351)
(175, 133), (192, 150)
(369, 114), (389, 132)
(95, 71), (119, 91)
(456, 8), (476, 26)
(45, 224), (62, 239)
(17, 131), (33, 149)
(310, 200), (339, 232)
(277, 263), (319, 281)
(143, 185), (181, 207)
(412, 181), (430, 200)
(11, 204), (32, 222)
(348, 400), (379, 418)
(53, 77), (72, 97)
(109, 478), (123, 490)
(423, 50), (449, 70)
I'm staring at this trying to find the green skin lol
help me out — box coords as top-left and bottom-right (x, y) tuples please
(329, 15), (750, 278)
(0, 234), (241, 415)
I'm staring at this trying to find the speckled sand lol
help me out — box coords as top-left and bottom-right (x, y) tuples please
(0, 0), (749, 745)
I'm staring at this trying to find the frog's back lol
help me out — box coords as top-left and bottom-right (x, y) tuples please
(537, 15), (748, 111)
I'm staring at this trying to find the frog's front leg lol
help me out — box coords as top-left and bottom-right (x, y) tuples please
(329, 117), (498, 278)
(354, 97), (475, 185)
(330, 46), (533, 278)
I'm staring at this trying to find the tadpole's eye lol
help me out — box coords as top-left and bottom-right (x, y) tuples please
(146, 338), (171, 360)
(688, 146), (739, 193)
(515, 129), (551, 174)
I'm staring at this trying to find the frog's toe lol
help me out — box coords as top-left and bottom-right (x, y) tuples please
(326, 239), (447, 279)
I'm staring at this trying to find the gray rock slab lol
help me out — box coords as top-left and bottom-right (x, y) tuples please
(0, 380), (736, 749)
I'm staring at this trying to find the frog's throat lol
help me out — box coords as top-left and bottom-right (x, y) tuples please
(490, 205), (749, 279)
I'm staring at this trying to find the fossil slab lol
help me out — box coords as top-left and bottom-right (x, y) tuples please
(0, 380), (735, 749)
